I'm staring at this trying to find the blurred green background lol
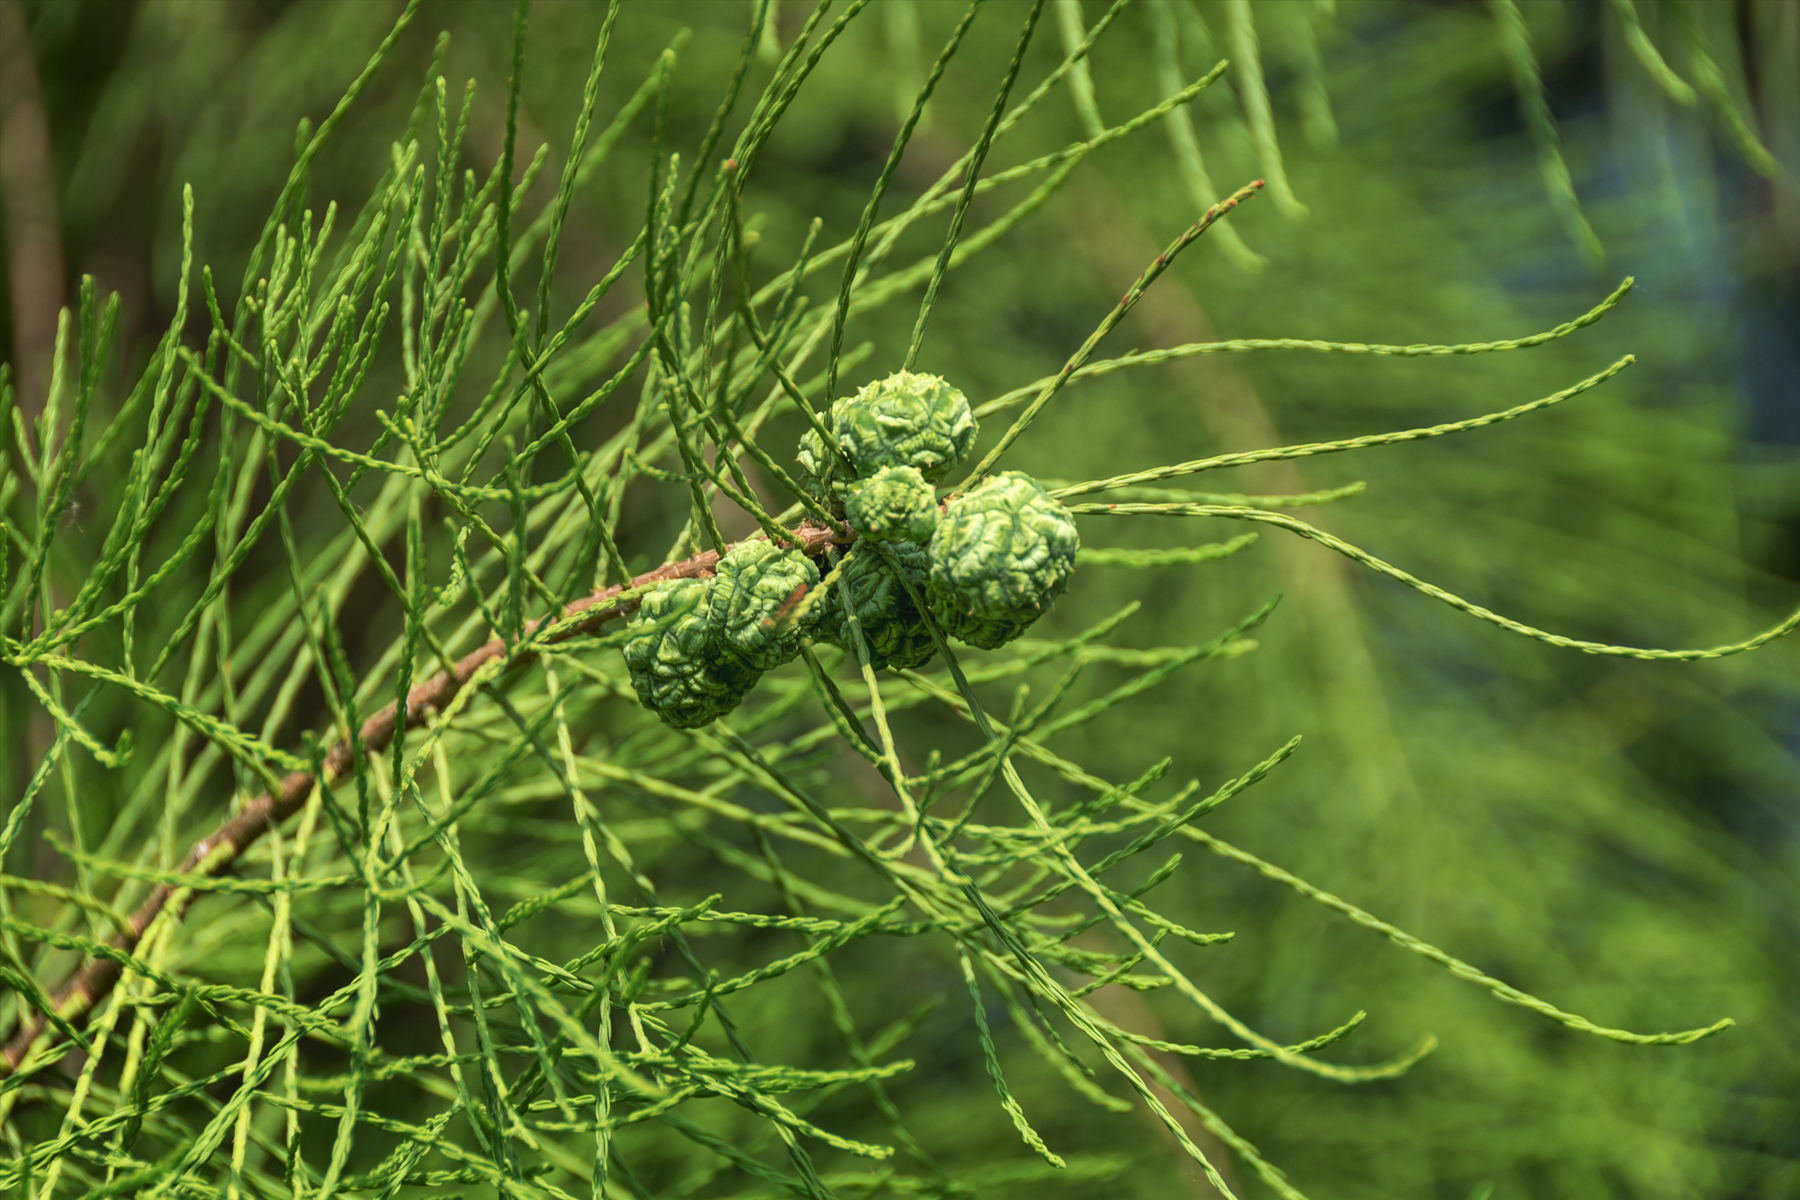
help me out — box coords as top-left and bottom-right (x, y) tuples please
(4, 0), (1799, 1196)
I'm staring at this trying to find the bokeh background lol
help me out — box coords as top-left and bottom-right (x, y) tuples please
(3, 0), (1798, 1196)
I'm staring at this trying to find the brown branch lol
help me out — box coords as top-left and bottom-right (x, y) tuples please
(0, 0), (65, 415)
(1, 521), (846, 1072)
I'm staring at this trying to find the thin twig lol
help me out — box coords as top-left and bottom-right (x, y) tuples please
(1, 521), (847, 1072)
(959, 179), (1264, 486)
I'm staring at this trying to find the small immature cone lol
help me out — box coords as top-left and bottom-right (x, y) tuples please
(927, 472), (1079, 649)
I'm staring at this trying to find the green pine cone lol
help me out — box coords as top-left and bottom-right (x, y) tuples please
(623, 578), (761, 728)
(817, 541), (938, 671)
(708, 540), (823, 670)
(796, 372), (977, 502)
(844, 465), (939, 544)
(928, 472), (1079, 649)
(833, 371), (981, 481)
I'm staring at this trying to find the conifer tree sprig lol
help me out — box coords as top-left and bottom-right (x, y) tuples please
(0, 3), (1791, 1196)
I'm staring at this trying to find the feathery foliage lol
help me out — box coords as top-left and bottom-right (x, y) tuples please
(3, 2), (1798, 1197)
